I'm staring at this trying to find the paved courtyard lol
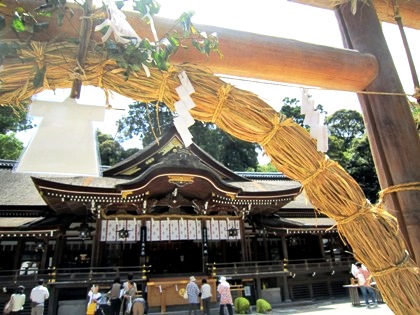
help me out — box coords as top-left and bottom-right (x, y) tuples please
(149, 298), (395, 314)
(268, 299), (394, 314)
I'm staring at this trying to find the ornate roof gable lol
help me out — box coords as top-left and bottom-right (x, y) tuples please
(102, 125), (248, 181)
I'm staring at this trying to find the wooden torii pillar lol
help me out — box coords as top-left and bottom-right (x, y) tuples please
(335, 2), (420, 264)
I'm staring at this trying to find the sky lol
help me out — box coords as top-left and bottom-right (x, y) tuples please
(28, 0), (420, 151)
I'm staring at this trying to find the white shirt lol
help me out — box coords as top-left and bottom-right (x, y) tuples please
(88, 291), (101, 304)
(201, 283), (212, 299)
(30, 285), (49, 305)
(123, 281), (138, 293)
(11, 293), (26, 311)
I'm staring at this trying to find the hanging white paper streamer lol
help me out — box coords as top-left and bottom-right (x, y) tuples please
(303, 110), (320, 127)
(174, 71), (196, 147)
(95, 0), (142, 44)
(301, 88), (328, 152)
(95, 0), (151, 77)
(301, 89), (314, 116)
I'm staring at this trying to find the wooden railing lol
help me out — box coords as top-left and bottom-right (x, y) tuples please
(285, 257), (354, 276)
(207, 260), (287, 278)
(0, 265), (151, 289)
(207, 257), (354, 278)
(1, 258), (353, 288)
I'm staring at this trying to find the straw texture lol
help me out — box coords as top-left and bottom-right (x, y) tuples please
(0, 41), (419, 315)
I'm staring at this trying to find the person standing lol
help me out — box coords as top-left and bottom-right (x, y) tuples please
(186, 276), (200, 315)
(217, 276), (233, 315)
(86, 284), (101, 315)
(122, 274), (137, 314)
(9, 285), (26, 314)
(109, 277), (122, 315)
(30, 279), (49, 315)
(200, 279), (212, 315)
(123, 281), (136, 315)
(355, 262), (378, 308)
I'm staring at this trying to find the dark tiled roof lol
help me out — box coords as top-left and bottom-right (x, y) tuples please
(235, 172), (290, 180)
(0, 159), (17, 169)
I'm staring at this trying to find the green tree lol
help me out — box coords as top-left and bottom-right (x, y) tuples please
(0, 133), (24, 160)
(280, 97), (305, 126)
(326, 135), (346, 165)
(257, 163), (277, 172)
(97, 131), (140, 166)
(324, 109), (379, 202)
(116, 102), (173, 146)
(325, 109), (365, 167)
(325, 109), (365, 147)
(345, 134), (379, 202)
(0, 105), (33, 134)
(280, 99), (379, 203)
(116, 102), (258, 171)
(0, 105), (33, 160)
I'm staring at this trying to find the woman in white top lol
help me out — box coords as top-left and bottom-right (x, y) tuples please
(86, 285), (101, 315)
(10, 285), (26, 314)
(200, 279), (212, 315)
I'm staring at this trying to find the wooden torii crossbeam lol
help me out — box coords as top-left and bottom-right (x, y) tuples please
(0, 1), (379, 92)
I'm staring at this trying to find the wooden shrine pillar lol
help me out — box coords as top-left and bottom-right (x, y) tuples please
(335, 2), (420, 264)
(281, 235), (289, 260)
(202, 219), (209, 272)
(91, 217), (101, 267)
(52, 236), (65, 269)
(240, 219), (248, 262)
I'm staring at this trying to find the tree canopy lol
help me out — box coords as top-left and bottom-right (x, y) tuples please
(279, 98), (379, 202)
(0, 133), (24, 160)
(0, 105), (33, 160)
(325, 109), (365, 147)
(97, 130), (139, 167)
(115, 101), (259, 171)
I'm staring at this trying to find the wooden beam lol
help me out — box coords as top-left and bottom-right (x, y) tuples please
(0, 0), (378, 91)
(156, 16), (378, 91)
(336, 2), (420, 264)
(290, 0), (420, 30)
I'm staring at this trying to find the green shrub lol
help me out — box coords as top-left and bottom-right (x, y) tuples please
(234, 297), (251, 314)
(256, 298), (272, 314)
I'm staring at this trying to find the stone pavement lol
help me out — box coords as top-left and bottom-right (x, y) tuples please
(148, 298), (395, 314)
(267, 299), (394, 314)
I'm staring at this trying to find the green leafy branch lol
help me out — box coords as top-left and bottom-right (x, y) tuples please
(98, 3), (221, 79)
(0, 0), (73, 34)
(0, 0), (221, 84)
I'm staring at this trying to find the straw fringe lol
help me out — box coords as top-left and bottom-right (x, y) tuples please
(0, 41), (419, 315)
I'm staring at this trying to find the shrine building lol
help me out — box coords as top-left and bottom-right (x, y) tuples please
(0, 125), (353, 314)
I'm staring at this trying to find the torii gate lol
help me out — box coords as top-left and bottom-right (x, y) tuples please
(1, 0), (419, 314)
(5, 0), (416, 265)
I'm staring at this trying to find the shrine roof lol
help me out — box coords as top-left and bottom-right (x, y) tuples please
(0, 169), (46, 206)
(102, 125), (248, 182)
(0, 121), (306, 218)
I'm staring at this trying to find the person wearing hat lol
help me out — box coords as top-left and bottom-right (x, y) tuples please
(8, 285), (26, 314)
(186, 276), (200, 315)
(217, 276), (233, 315)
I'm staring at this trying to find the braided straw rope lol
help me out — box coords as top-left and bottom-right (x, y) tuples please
(0, 42), (419, 315)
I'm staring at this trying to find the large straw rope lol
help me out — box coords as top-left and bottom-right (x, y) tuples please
(0, 42), (419, 315)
